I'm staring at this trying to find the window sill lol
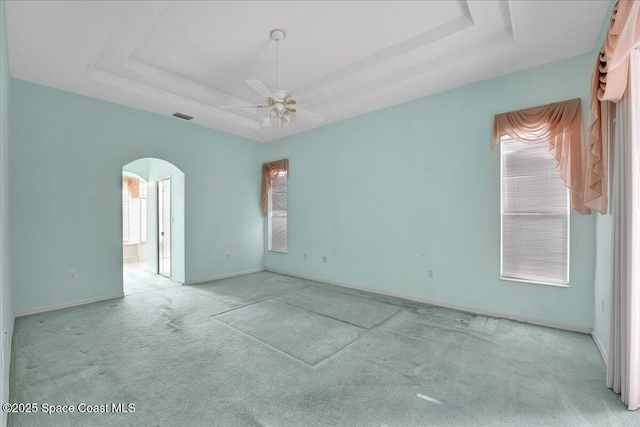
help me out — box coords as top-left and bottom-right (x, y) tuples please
(500, 276), (569, 288)
(268, 249), (287, 254)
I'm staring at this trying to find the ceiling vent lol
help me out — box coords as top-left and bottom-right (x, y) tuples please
(172, 112), (193, 121)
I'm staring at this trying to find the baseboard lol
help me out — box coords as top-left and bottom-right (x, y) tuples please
(14, 293), (124, 317)
(2, 314), (14, 427)
(591, 330), (609, 367)
(185, 268), (266, 285)
(266, 268), (592, 335)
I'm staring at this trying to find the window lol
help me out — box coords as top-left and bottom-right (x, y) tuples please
(501, 137), (569, 286)
(268, 172), (287, 252)
(122, 179), (147, 244)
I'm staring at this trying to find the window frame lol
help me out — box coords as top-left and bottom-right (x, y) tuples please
(267, 171), (288, 253)
(499, 137), (571, 288)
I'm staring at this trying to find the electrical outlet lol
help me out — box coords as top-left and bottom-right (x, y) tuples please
(68, 270), (77, 281)
(323, 256), (327, 263)
(226, 252), (230, 260)
(304, 253), (307, 260)
(428, 269), (435, 279)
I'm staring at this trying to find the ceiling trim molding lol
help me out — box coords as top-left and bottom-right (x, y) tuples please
(291, 8), (474, 96)
(308, 29), (513, 111)
(87, 68), (261, 130)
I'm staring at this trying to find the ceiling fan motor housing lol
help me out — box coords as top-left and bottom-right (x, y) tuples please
(270, 29), (286, 41)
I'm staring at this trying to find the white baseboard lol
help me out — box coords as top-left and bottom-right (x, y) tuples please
(185, 268), (265, 285)
(14, 293), (124, 317)
(266, 268), (592, 335)
(591, 330), (609, 366)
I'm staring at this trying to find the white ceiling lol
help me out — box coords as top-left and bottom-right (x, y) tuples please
(6, 1), (609, 143)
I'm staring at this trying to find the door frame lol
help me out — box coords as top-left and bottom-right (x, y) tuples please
(157, 176), (171, 278)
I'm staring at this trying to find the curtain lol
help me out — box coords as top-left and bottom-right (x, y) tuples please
(587, 0), (640, 214)
(123, 176), (140, 199)
(261, 159), (288, 216)
(607, 48), (640, 411)
(492, 98), (590, 214)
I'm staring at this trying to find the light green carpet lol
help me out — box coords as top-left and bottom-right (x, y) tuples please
(8, 271), (638, 426)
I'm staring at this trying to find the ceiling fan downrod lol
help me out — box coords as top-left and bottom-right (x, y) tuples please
(270, 29), (286, 90)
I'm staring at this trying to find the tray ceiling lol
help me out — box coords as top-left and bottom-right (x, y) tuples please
(6, 1), (609, 142)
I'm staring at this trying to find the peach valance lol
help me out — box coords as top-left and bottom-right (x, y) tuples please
(492, 98), (590, 214)
(261, 159), (288, 216)
(587, 1), (640, 214)
(123, 176), (140, 199)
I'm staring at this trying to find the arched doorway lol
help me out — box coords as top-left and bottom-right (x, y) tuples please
(122, 158), (185, 295)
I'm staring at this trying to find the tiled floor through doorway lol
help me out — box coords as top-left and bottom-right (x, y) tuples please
(123, 261), (179, 295)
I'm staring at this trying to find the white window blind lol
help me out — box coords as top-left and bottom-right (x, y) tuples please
(268, 173), (288, 252)
(501, 138), (569, 286)
(122, 184), (130, 243)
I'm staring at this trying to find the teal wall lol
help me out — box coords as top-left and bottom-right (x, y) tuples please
(594, 206), (612, 357)
(0, 0), (11, 419)
(9, 79), (265, 313)
(264, 52), (598, 330)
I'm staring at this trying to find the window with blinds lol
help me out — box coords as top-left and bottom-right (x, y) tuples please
(122, 179), (148, 244)
(122, 185), (130, 243)
(268, 172), (288, 252)
(501, 137), (569, 286)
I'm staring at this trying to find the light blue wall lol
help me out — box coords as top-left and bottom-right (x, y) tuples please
(9, 79), (265, 313)
(0, 0), (11, 420)
(264, 52), (598, 330)
(594, 210), (612, 355)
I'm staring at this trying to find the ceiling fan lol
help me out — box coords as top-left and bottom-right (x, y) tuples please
(218, 29), (331, 129)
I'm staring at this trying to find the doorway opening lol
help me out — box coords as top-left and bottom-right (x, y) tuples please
(122, 158), (185, 295)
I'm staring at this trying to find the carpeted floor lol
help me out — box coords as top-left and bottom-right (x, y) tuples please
(8, 271), (638, 426)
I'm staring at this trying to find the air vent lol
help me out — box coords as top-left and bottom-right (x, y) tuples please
(172, 112), (193, 121)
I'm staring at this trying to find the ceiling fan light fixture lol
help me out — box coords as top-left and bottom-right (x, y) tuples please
(217, 28), (327, 130)
(278, 115), (290, 128)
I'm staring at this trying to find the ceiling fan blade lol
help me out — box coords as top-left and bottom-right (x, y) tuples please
(245, 79), (274, 100)
(295, 88), (332, 105)
(295, 107), (325, 123)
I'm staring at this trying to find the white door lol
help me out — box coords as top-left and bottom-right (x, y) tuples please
(158, 178), (171, 277)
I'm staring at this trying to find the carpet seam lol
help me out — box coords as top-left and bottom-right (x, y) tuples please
(210, 317), (317, 368)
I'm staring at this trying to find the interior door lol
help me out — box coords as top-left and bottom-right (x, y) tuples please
(158, 178), (171, 277)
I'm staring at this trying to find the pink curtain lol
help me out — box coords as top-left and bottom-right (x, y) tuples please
(607, 48), (640, 411)
(587, 0), (640, 214)
(492, 98), (590, 214)
(123, 177), (140, 199)
(261, 159), (288, 216)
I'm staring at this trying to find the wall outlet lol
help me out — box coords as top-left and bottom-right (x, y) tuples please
(304, 253), (307, 260)
(428, 269), (435, 279)
(323, 256), (327, 263)
(226, 252), (230, 260)
(68, 270), (77, 281)
(601, 297), (605, 312)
